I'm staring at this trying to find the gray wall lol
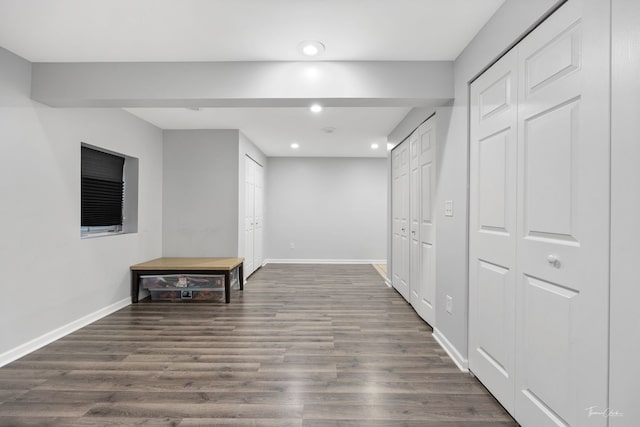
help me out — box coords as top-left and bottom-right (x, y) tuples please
(0, 47), (163, 360)
(163, 130), (240, 256)
(610, 0), (639, 423)
(266, 157), (387, 262)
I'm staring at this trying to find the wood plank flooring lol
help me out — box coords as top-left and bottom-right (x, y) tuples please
(371, 264), (388, 281)
(0, 264), (516, 426)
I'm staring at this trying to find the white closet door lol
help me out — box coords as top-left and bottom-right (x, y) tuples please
(244, 156), (255, 276)
(409, 118), (437, 325)
(254, 162), (264, 270)
(392, 149), (401, 294)
(410, 132), (420, 308)
(392, 140), (410, 302)
(416, 119), (436, 326)
(515, 1), (609, 426)
(469, 48), (518, 413)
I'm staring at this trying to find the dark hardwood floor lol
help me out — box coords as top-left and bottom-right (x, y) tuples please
(0, 264), (517, 426)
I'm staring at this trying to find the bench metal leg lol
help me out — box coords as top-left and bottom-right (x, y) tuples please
(224, 270), (231, 303)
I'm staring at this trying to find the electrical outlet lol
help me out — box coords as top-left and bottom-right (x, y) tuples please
(290, 242), (295, 249)
(446, 295), (453, 314)
(444, 200), (454, 217)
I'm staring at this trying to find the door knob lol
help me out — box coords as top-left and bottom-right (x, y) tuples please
(411, 230), (416, 235)
(547, 254), (561, 268)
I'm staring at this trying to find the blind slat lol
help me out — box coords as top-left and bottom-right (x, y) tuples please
(81, 146), (125, 182)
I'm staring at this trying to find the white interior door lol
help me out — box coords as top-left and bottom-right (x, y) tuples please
(416, 118), (436, 326)
(410, 132), (420, 308)
(392, 149), (401, 294)
(469, 48), (518, 414)
(514, 1), (609, 426)
(469, 1), (610, 425)
(253, 162), (264, 270)
(244, 156), (255, 276)
(392, 140), (410, 301)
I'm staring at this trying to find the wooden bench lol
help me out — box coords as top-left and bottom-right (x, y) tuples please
(130, 257), (244, 304)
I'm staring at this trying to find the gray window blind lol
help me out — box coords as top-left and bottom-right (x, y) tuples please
(81, 146), (124, 227)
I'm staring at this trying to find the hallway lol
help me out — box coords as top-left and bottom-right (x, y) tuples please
(0, 264), (515, 426)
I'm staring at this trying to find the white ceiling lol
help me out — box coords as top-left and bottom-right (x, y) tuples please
(126, 107), (412, 157)
(0, 0), (505, 62)
(0, 0), (505, 157)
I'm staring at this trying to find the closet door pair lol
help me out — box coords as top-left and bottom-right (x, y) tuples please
(244, 156), (264, 278)
(469, 1), (610, 426)
(391, 118), (436, 327)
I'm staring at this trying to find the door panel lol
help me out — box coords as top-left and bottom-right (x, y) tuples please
(417, 119), (436, 325)
(469, 47), (518, 414)
(476, 260), (510, 377)
(254, 163), (264, 269)
(410, 134), (420, 306)
(524, 22), (581, 97)
(244, 157), (255, 276)
(244, 156), (264, 278)
(392, 150), (401, 290)
(478, 131), (509, 232)
(391, 144), (410, 301)
(399, 156), (410, 301)
(515, 1), (609, 426)
(523, 100), (579, 238)
(419, 242), (434, 317)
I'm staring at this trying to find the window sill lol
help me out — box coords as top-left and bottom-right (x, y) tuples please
(81, 231), (127, 239)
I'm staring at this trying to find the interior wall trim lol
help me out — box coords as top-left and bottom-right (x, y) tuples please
(433, 327), (470, 372)
(0, 297), (130, 368)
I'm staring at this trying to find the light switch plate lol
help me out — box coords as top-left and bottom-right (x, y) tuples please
(444, 200), (454, 217)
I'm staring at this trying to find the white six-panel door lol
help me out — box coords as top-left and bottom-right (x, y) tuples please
(469, 47), (518, 413)
(392, 140), (410, 301)
(410, 132), (420, 308)
(244, 155), (264, 279)
(253, 162), (264, 269)
(515, 1), (609, 426)
(244, 157), (255, 275)
(392, 149), (401, 295)
(410, 118), (437, 326)
(470, 1), (610, 426)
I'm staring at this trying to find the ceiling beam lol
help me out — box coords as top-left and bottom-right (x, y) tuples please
(31, 61), (453, 108)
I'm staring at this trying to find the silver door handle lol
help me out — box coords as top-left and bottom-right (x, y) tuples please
(547, 254), (561, 268)
(411, 230), (416, 235)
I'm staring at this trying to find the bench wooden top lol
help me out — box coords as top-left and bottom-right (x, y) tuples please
(130, 257), (244, 271)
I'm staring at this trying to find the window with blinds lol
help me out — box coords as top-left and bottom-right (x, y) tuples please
(81, 146), (125, 236)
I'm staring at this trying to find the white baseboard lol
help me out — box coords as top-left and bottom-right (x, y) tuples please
(264, 259), (387, 265)
(384, 278), (392, 287)
(433, 327), (469, 372)
(0, 297), (130, 368)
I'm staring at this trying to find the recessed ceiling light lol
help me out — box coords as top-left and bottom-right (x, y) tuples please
(371, 143), (379, 150)
(298, 41), (325, 57)
(291, 143), (300, 149)
(310, 104), (323, 113)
